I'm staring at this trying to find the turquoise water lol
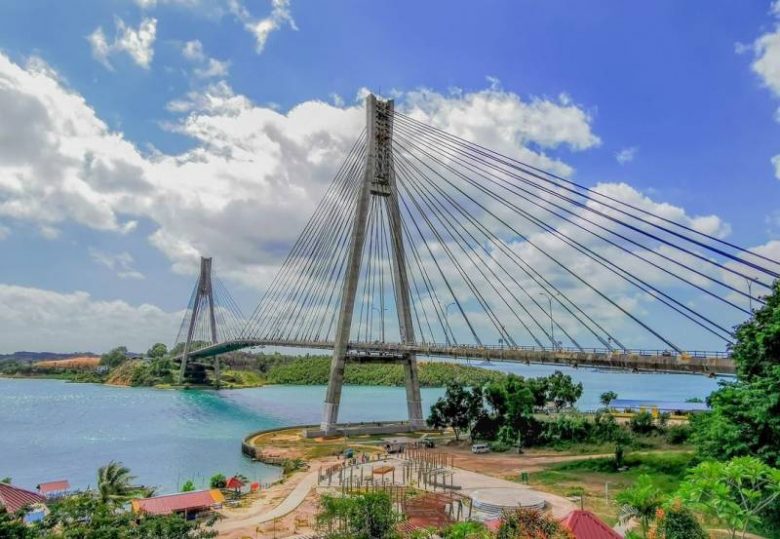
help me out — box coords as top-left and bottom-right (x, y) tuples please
(0, 364), (720, 494)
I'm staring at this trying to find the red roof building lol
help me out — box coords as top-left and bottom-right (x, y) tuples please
(225, 476), (245, 490)
(560, 510), (623, 539)
(37, 480), (70, 496)
(131, 489), (224, 517)
(0, 483), (46, 514)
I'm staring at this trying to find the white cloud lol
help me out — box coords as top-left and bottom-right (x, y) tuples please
(89, 248), (145, 279)
(773, 153), (780, 180)
(135, 0), (158, 8)
(615, 146), (637, 165)
(88, 17), (157, 69)
(0, 52), (604, 292)
(0, 285), (180, 353)
(229, 0), (297, 53)
(181, 39), (229, 78)
(747, 6), (780, 179)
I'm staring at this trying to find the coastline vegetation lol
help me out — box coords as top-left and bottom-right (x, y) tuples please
(0, 348), (505, 389)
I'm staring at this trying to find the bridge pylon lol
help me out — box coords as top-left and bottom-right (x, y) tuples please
(321, 94), (424, 433)
(178, 256), (221, 386)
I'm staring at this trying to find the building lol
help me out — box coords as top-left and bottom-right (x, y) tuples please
(131, 489), (224, 520)
(37, 480), (70, 498)
(0, 482), (48, 523)
(560, 510), (623, 539)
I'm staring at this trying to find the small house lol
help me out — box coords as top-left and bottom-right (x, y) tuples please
(37, 480), (70, 499)
(560, 509), (623, 539)
(131, 489), (224, 520)
(0, 482), (48, 524)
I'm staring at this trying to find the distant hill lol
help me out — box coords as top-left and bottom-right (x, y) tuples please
(0, 351), (99, 363)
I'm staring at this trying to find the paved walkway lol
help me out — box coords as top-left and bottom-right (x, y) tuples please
(215, 455), (578, 537)
(215, 469), (320, 535)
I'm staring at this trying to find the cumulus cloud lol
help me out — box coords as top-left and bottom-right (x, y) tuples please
(181, 39), (229, 78)
(746, 3), (780, 178)
(615, 146), (637, 165)
(4, 51), (765, 349)
(88, 248), (145, 279)
(88, 17), (157, 69)
(228, 0), (297, 53)
(0, 285), (180, 353)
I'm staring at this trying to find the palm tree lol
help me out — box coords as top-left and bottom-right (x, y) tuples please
(97, 461), (145, 505)
(616, 474), (665, 537)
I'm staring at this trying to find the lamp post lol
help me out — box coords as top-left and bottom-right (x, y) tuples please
(444, 302), (456, 346)
(371, 306), (388, 342)
(746, 277), (758, 312)
(538, 293), (555, 350)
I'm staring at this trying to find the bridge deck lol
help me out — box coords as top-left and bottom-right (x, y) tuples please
(178, 339), (735, 375)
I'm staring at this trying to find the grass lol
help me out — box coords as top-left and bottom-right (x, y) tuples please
(264, 358), (505, 387)
(527, 450), (695, 525)
(219, 369), (266, 388)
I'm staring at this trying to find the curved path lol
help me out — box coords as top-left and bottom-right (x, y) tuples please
(215, 468), (320, 536)
(214, 451), (590, 537)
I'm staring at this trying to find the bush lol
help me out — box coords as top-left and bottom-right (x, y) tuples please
(540, 413), (592, 445)
(630, 411), (656, 435)
(442, 521), (490, 539)
(209, 473), (226, 489)
(665, 424), (691, 445)
(488, 440), (512, 452)
(652, 503), (708, 539)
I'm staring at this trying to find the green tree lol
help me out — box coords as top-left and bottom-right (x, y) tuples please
(39, 490), (216, 538)
(542, 371), (583, 411)
(615, 474), (665, 538)
(146, 343), (168, 359)
(100, 346), (129, 368)
(691, 280), (780, 467)
(97, 460), (147, 504)
(676, 456), (780, 538)
(0, 477), (10, 484)
(731, 280), (780, 382)
(427, 382), (484, 441)
(317, 491), (398, 539)
(181, 480), (196, 492)
(600, 390), (618, 408)
(0, 507), (34, 539)
(209, 473), (227, 489)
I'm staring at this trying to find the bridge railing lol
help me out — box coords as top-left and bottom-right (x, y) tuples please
(344, 340), (732, 359)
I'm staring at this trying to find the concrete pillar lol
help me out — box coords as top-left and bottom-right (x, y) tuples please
(179, 257), (219, 384)
(321, 94), (424, 431)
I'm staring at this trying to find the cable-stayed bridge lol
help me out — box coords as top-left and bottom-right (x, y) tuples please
(172, 94), (779, 432)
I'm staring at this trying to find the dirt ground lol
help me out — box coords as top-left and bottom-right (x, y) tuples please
(35, 356), (100, 369)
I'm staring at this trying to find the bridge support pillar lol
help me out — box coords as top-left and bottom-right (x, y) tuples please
(178, 256), (221, 387)
(322, 94), (424, 433)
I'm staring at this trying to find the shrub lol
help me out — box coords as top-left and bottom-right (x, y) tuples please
(539, 414), (592, 445)
(629, 411), (655, 435)
(665, 424), (691, 445)
(488, 440), (512, 452)
(209, 473), (226, 489)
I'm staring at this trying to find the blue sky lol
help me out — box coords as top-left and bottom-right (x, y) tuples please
(0, 0), (778, 353)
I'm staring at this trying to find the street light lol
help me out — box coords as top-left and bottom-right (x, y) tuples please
(746, 277), (759, 312)
(444, 302), (456, 346)
(538, 293), (555, 350)
(371, 306), (388, 342)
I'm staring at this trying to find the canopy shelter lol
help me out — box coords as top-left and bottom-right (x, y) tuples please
(131, 489), (224, 519)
